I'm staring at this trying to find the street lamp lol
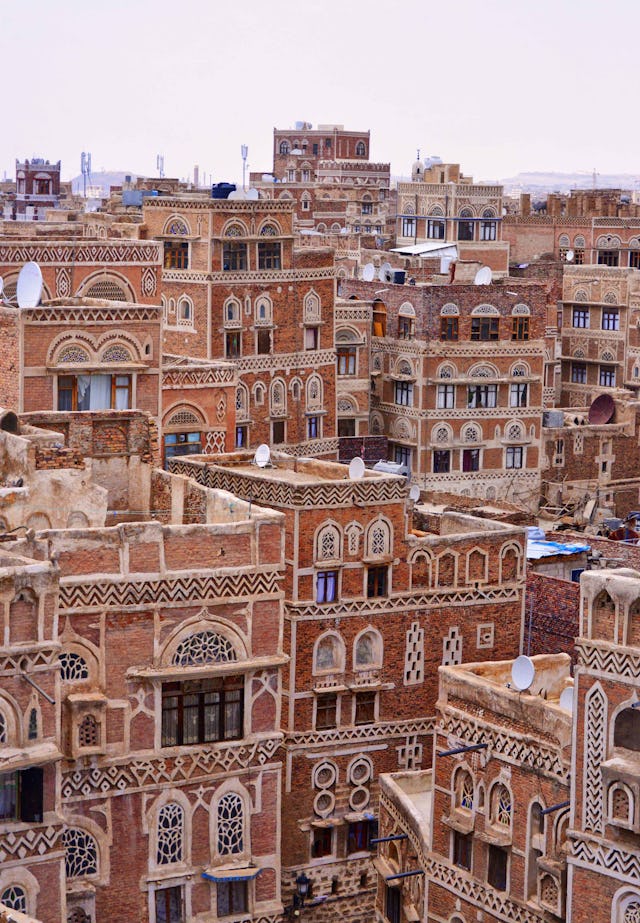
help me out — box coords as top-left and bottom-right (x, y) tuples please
(289, 872), (311, 916)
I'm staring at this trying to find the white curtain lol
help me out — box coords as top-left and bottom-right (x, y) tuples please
(88, 374), (111, 410)
(77, 376), (91, 411)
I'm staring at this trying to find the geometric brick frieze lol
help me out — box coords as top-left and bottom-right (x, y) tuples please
(285, 716), (434, 748)
(0, 241), (161, 265)
(287, 584), (520, 620)
(27, 306), (160, 324)
(438, 711), (568, 783)
(0, 824), (63, 864)
(236, 348), (336, 374)
(61, 735), (282, 801)
(0, 645), (60, 674)
(169, 461), (409, 510)
(575, 639), (640, 680)
(571, 833), (640, 886)
(58, 568), (280, 612)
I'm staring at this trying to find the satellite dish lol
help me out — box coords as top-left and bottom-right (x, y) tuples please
(0, 277), (3, 299)
(227, 190), (246, 200)
(511, 655), (535, 691)
(565, 249), (575, 262)
(16, 262), (43, 309)
(473, 266), (492, 286)
(379, 261), (392, 283)
(588, 393), (615, 425)
(246, 188), (259, 200)
(349, 456), (366, 480)
(559, 687), (574, 714)
(362, 262), (375, 282)
(254, 444), (271, 468)
(409, 484), (420, 502)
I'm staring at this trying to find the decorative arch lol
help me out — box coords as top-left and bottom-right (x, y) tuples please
(512, 303), (530, 315)
(353, 628), (383, 670)
(471, 304), (499, 316)
(436, 550), (457, 587)
(223, 296), (242, 325)
(59, 644), (98, 685)
(410, 550), (432, 588)
(489, 781), (512, 827)
(270, 377), (287, 415)
(148, 789), (190, 870)
(163, 215), (191, 237)
(365, 518), (392, 558)
(469, 362), (499, 377)
(78, 271), (134, 302)
(255, 294), (273, 324)
(222, 220), (248, 237)
(0, 692), (21, 747)
(558, 234), (570, 248)
(313, 632), (346, 675)
(432, 423), (453, 445)
(461, 422), (482, 443)
(440, 303), (459, 316)
(453, 766), (474, 810)
(214, 789), (248, 858)
(258, 220), (281, 237)
(482, 207), (496, 218)
(500, 542), (522, 582)
(459, 206), (475, 218)
(429, 205), (445, 217)
(253, 381), (266, 405)
(467, 547), (489, 584)
(315, 522), (342, 563)
(592, 589), (617, 641)
(0, 867), (40, 918)
(303, 289), (322, 322)
(437, 362), (458, 378)
(511, 361), (530, 377)
(164, 403), (206, 430)
(306, 373), (323, 410)
(608, 781), (634, 827)
(168, 629), (239, 667)
(63, 826), (100, 879)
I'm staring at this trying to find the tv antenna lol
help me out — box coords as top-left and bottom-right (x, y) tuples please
(80, 151), (92, 198)
(241, 144), (248, 192)
(157, 154), (165, 179)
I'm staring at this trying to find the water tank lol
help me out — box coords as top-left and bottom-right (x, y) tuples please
(542, 411), (564, 428)
(393, 270), (406, 285)
(211, 182), (237, 200)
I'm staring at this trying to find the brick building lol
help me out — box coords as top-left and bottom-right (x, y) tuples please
(395, 161), (509, 273)
(142, 196), (338, 456)
(342, 278), (547, 510)
(170, 451), (527, 923)
(251, 123), (392, 237)
(0, 409), (287, 923)
(7, 159), (61, 221)
(374, 652), (573, 923)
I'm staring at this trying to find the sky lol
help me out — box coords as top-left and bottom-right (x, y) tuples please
(1, 0), (637, 185)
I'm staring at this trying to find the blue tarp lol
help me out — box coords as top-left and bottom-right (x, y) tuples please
(527, 540), (590, 560)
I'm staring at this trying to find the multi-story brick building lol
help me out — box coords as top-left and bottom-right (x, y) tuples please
(569, 567), (640, 923)
(0, 409), (287, 923)
(342, 278), (547, 509)
(374, 651), (573, 923)
(395, 162), (509, 273)
(559, 265), (640, 407)
(251, 123), (392, 237)
(142, 196), (338, 456)
(170, 450), (527, 923)
(6, 159), (62, 221)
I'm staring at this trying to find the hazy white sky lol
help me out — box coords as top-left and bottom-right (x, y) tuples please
(2, 0), (637, 185)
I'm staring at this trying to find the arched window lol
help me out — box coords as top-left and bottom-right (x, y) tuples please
(592, 589), (616, 640)
(58, 345), (90, 364)
(279, 140), (290, 155)
(224, 298), (241, 325)
(354, 630), (382, 669)
(306, 374), (323, 410)
(63, 827), (99, 878)
(609, 783), (633, 826)
(156, 803), (184, 865)
(492, 784), (512, 826)
(455, 769), (474, 810)
(84, 279), (128, 301)
(271, 378), (287, 415)
(172, 631), (237, 666)
(355, 141), (366, 156)
(236, 383), (249, 419)
(217, 792), (244, 855)
(1, 886), (26, 913)
(177, 297), (193, 325)
(28, 708), (38, 740)
(255, 297), (272, 324)
(304, 290), (321, 322)
(313, 633), (345, 674)
(366, 520), (391, 558)
(614, 707), (640, 750)
(315, 524), (341, 562)
(0, 709), (7, 744)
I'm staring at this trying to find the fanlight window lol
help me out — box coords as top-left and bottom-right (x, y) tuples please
(58, 345), (90, 364)
(0, 709), (6, 744)
(156, 802), (184, 865)
(172, 631), (237, 666)
(1, 887), (26, 913)
(217, 792), (244, 855)
(456, 770), (474, 810)
(64, 827), (99, 878)
(101, 344), (133, 363)
(224, 224), (245, 238)
(59, 651), (90, 682)
(304, 291), (321, 321)
(167, 219), (189, 236)
(260, 224), (278, 237)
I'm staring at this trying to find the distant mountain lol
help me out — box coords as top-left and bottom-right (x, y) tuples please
(501, 171), (640, 195)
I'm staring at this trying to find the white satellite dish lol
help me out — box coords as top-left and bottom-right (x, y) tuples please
(16, 262), (43, 309)
(511, 655), (535, 691)
(559, 687), (574, 714)
(349, 456), (366, 480)
(0, 277), (4, 297)
(228, 190), (246, 200)
(379, 261), (392, 283)
(254, 444), (271, 468)
(473, 266), (492, 286)
(246, 188), (259, 200)
(409, 484), (420, 502)
(565, 249), (575, 262)
(362, 262), (375, 282)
